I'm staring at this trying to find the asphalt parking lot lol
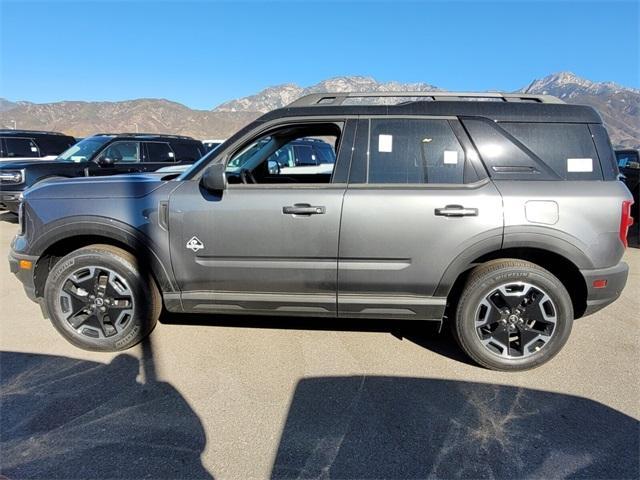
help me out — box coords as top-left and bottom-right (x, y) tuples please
(1, 215), (638, 479)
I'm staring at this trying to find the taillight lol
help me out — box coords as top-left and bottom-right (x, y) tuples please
(620, 200), (634, 248)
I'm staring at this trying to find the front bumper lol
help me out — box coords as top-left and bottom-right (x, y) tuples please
(580, 261), (629, 317)
(0, 191), (23, 213)
(8, 248), (39, 302)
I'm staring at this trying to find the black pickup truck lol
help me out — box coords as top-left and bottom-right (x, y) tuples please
(0, 133), (205, 212)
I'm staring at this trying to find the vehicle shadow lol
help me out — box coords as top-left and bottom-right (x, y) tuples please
(0, 349), (213, 479)
(160, 311), (475, 367)
(0, 211), (17, 224)
(271, 376), (640, 479)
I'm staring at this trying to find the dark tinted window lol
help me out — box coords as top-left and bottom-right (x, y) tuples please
(4, 137), (39, 157)
(36, 136), (76, 156)
(367, 119), (465, 184)
(171, 142), (204, 162)
(315, 144), (336, 164)
(500, 123), (601, 180)
(145, 142), (174, 162)
(293, 145), (315, 165)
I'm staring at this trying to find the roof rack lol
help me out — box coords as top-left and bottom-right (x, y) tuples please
(0, 129), (69, 135)
(94, 133), (195, 140)
(287, 91), (565, 107)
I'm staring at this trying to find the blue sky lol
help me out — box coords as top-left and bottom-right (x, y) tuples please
(1, 0), (638, 109)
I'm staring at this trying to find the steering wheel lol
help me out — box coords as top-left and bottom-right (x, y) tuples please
(240, 168), (257, 184)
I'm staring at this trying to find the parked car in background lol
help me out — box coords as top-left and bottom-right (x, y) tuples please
(202, 139), (226, 152)
(0, 133), (204, 212)
(9, 92), (634, 371)
(0, 130), (76, 161)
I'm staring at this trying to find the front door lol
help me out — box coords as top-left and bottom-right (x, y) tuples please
(169, 120), (355, 316)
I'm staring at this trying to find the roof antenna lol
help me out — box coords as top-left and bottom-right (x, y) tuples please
(523, 80), (536, 94)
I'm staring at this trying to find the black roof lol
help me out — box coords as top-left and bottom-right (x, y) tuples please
(0, 129), (73, 137)
(258, 92), (602, 124)
(92, 133), (197, 141)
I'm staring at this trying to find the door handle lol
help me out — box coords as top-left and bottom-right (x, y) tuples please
(283, 203), (326, 215)
(434, 204), (479, 217)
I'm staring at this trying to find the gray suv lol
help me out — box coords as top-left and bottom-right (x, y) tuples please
(9, 92), (634, 371)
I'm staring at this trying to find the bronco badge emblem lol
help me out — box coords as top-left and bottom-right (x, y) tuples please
(186, 236), (204, 252)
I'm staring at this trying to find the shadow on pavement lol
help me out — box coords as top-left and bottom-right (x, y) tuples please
(0, 350), (213, 479)
(160, 311), (474, 367)
(0, 211), (17, 224)
(272, 376), (639, 479)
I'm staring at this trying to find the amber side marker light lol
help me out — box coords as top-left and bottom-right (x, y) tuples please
(19, 260), (32, 270)
(592, 279), (608, 289)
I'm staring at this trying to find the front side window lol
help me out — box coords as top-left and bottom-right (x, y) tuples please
(226, 124), (342, 184)
(367, 119), (465, 184)
(4, 137), (39, 158)
(100, 141), (140, 163)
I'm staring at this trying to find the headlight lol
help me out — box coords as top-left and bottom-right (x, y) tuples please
(0, 170), (25, 184)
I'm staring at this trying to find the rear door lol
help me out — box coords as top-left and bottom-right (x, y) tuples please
(338, 116), (503, 320)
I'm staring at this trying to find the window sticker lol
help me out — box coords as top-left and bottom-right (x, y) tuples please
(443, 150), (458, 165)
(30, 146), (38, 152)
(378, 134), (393, 153)
(567, 158), (593, 173)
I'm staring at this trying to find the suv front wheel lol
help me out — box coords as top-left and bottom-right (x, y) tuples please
(44, 244), (161, 351)
(454, 259), (574, 371)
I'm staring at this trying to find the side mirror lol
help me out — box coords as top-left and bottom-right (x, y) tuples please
(200, 163), (227, 192)
(268, 160), (280, 175)
(97, 156), (115, 167)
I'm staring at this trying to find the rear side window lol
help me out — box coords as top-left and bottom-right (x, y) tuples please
(500, 123), (601, 180)
(4, 137), (39, 157)
(172, 142), (204, 162)
(367, 118), (465, 184)
(36, 136), (76, 156)
(145, 142), (175, 162)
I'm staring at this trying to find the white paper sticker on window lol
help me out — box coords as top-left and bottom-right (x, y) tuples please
(443, 150), (458, 165)
(567, 158), (593, 172)
(30, 146), (38, 152)
(378, 134), (393, 153)
(168, 151), (175, 157)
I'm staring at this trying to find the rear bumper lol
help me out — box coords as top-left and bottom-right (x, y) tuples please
(580, 261), (629, 317)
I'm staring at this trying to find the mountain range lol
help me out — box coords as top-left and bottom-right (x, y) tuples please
(1, 72), (638, 149)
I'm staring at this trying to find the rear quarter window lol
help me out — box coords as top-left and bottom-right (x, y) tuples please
(499, 122), (602, 180)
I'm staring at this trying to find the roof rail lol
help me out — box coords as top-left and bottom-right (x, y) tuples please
(0, 129), (69, 135)
(287, 91), (565, 107)
(93, 132), (195, 140)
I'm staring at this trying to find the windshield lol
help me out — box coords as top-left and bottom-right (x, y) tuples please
(57, 137), (111, 162)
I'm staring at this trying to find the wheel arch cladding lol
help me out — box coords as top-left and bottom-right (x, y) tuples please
(438, 246), (588, 320)
(31, 218), (176, 298)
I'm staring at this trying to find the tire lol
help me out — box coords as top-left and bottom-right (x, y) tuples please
(454, 259), (573, 371)
(44, 244), (161, 351)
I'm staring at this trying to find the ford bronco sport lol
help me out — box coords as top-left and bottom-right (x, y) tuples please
(9, 92), (633, 371)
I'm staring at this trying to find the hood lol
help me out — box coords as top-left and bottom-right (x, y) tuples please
(24, 173), (169, 200)
(0, 159), (61, 169)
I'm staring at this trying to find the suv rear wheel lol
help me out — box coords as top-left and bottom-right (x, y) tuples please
(454, 259), (573, 371)
(44, 245), (161, 351)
